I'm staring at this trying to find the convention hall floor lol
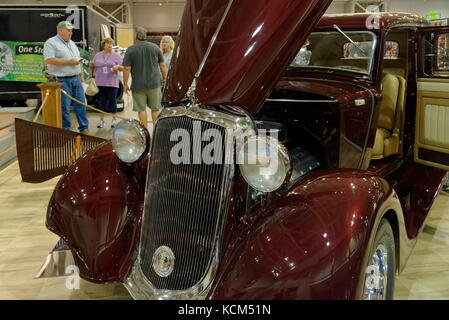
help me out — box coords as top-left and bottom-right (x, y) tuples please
(0, 103), (448, 300)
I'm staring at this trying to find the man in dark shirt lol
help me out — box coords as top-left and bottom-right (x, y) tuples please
(123, 26), (167, 127)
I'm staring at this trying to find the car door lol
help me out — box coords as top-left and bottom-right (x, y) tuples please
(415, 26), (449, 171)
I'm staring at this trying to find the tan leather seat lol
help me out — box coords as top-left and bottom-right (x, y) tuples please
(372, 74), (406, 160)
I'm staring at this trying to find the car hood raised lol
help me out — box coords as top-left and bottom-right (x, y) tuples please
(164, 0), (333, 114)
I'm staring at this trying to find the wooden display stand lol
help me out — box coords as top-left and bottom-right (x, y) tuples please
(36, 83), (62, 128)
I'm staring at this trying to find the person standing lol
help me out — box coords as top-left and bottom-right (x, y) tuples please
(123, 26), (167, 127)
(160, 35), (175, 70)
(43, 21), (90, 134)
(89, 37), (124, 129)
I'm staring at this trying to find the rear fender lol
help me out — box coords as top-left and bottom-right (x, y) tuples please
(46, 142), (146, 283)
(210, 169), (400, 299)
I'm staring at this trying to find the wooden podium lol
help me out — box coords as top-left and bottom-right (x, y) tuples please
(36, 83), (62, 128)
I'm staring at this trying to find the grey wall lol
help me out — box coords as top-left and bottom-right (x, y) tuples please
(326, 2), (346, 14)
(132, 3), (184, 32)
(132, 1), (348, 32)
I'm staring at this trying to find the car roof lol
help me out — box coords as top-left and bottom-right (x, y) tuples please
(315, 12), (430, 31)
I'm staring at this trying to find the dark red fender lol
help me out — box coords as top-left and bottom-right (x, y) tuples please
(209, 169), (392, 300)
(46, 142), (146, 283)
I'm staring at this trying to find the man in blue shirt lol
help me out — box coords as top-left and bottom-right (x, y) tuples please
(43, 21), (90, 134)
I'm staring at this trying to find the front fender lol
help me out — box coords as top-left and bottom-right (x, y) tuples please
(46, 141), (146, 283)
(210, 169), (393, 299)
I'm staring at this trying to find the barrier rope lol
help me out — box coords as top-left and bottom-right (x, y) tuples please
(61, 89), (153, 123)
(0, 90), (51, 159)
(33, 89), (51, 122)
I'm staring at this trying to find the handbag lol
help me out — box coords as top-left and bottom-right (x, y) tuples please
(85, 78), (99, 96)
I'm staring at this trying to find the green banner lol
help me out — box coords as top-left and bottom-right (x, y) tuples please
(79, 47), (92, 82)
(427, 11), (441, 21)
(0, 40), (92, 83)
(0, 41), (47, 82)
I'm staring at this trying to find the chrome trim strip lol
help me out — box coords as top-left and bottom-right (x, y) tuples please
(187, 0), (235, 102)
(159, 104), (255, 133)
(125, 104), (254, 300)
(266, 98), (337, 103)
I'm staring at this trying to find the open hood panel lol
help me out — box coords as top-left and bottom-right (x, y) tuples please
(164, 0), (333, 114)
(164, 1), (230, 105)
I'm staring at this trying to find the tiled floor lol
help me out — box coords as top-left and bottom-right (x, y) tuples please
(0, 101), (448, 299)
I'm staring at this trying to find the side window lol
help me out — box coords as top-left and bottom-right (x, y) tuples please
(422, 32), (449, 76)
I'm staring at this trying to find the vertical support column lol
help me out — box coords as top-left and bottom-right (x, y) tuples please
(126, 0), (133, 25)
(36, 83), (63, 128)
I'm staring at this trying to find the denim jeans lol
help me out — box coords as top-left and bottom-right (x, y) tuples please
(58, 76), (89, 132)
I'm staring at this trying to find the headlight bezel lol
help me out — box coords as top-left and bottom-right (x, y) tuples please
(112, 120), (151, 164)
(237, 134), (292, 193)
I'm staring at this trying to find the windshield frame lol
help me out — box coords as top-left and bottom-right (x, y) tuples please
(290, 30), (378, 77)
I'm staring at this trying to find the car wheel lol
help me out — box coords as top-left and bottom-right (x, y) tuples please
(362, 218), (396, 300)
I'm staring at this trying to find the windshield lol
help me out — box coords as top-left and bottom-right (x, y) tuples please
(290, 31), (376, 75)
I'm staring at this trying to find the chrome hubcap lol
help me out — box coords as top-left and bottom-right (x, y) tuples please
(363, 243), (388, 300)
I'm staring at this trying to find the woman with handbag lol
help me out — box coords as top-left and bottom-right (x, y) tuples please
(89, 37), (124, 128)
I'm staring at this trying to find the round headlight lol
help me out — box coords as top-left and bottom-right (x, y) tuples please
(112, 120), (149, 163)
(238, 135), (292, 193)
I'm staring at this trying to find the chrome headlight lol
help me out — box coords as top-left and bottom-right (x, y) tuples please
(112, 120), (149, 163)
(238, 135), (292, 193)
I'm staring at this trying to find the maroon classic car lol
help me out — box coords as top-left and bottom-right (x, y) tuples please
(45, 0), (449, 300)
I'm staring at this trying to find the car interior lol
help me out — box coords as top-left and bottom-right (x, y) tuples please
(371, 30), (409, 161)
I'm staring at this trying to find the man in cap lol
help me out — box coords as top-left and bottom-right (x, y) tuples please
(123, 26), (167, 127)
(43, 21), (90, 134)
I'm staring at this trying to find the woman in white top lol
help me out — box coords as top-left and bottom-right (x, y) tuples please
(159, 35), (175, 70)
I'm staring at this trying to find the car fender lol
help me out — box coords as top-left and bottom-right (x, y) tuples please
(210, 169), (401, 299)
(46, 141), (145, 283)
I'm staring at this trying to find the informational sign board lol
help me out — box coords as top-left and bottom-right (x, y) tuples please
(0, 40), (91, 83)
(0, 41), (47, 82)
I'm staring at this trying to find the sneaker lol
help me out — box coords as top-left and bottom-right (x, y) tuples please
(97, 119), (105, 128)
(111, 118), (117, 128)
(80, 129), (92, 136)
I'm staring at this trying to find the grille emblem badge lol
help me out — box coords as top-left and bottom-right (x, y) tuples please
(152, 246), (175, 277)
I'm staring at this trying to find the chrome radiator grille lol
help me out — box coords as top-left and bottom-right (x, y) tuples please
(140, 116), (227, 290)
